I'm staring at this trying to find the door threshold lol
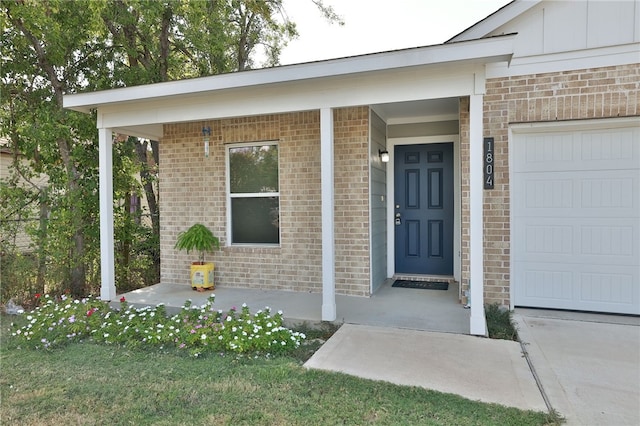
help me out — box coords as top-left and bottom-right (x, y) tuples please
(393, 274), (456, 284)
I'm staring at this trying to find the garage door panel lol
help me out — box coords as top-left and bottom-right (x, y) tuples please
(514, 262), (639, 314)
(514, 127), (638, 172)
(514, 217), (638, 266)
(514, 220), (573, 260)
(512, 122), (640, 314)
(516, 264), (573, 301)
(580, 128), (637, 167)
(513, 170), (639, 217)
(579, 270), (636, 308)
(580, 223), (637, 260)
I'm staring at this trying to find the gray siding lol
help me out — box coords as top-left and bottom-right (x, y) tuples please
(369, 110), (388, 292)
(388, 120), (458, 139)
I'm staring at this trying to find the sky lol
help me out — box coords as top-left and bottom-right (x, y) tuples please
(279, 0), (513, 65)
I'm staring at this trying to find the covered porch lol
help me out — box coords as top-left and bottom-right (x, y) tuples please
(112, 279), (470, 334)
(64, 34), (516, 337)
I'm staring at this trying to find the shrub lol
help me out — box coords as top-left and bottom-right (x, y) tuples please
(485, 303), (518, 341)
(10, 294), (305, 357)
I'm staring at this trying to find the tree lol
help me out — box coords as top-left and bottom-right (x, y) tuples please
(1, 0), (341, 299)
(2, 1), (106, 296)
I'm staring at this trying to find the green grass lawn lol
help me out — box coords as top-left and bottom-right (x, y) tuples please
(1, 315), (559, 425)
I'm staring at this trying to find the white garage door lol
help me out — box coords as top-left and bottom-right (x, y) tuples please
(512, 120), (640, 314)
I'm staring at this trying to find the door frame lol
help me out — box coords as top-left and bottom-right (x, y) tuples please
(386, 135), (461, 288)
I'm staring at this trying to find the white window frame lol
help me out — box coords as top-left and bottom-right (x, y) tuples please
(225, 141), (281, 247)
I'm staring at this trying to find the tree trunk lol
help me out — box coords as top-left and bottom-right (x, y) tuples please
(36, 188), (48, 294)
(135, 139), (160, 283)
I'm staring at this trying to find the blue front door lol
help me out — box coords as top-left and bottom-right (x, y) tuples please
(394, 143), (454, 275)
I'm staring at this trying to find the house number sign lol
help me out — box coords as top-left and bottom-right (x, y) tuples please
(484, 137), (494, 189)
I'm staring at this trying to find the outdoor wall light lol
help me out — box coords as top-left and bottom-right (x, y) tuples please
(379, 149), (390, 163)
(202, 126), (211, 158)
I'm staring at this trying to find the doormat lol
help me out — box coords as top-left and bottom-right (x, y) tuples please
(392, 280), (449, 290)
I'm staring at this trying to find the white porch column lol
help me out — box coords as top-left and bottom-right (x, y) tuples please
(469, 94), (487, 336)
(320, 108), (336, 321)
(98, 128), (117, 301)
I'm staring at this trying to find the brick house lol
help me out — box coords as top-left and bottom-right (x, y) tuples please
(65, 0), (640, 335)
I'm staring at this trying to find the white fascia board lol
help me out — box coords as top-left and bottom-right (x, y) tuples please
(447, 0), (540, 43)
(96, 111), (164, 139)
(97, 64), (484, 129)
(486, 42), (640, 78)
(111, 124), (164, 140)
(64, 35), (515, 114)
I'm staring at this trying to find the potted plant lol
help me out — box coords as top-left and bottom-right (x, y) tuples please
(174, 223), (220, 291)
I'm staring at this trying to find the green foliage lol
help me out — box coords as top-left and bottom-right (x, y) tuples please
(2, 314), (558, 425)
(0, 253), (38, 306)
(174, 223), (220, 263)
(485, 303), (519, 341)
(1, 0), (342, 302)
(10, 294), (304, 357)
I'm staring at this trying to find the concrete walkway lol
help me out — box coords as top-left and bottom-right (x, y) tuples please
(304, 323), (547, 412)
(513, 310), (640, 425)
(305, 310), (640, 423)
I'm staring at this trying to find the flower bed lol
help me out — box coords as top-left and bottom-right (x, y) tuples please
(10, 294), (305, 357)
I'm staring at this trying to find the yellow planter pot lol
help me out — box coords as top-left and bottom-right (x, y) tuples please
(190, 262), (215, 290)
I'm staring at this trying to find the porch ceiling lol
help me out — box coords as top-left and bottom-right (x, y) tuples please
(372, 98), (459, 124)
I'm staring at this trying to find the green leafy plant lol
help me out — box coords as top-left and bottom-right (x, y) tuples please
(485, 303), (518, 341)
(10, 294), (305, 357)
(174, 223), (220, 264)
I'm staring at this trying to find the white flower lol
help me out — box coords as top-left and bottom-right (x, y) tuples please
(201, 334), (207, 340)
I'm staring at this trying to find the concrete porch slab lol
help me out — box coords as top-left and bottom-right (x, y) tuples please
(304, 323), (547, 411)
(113, 281), (470, 334)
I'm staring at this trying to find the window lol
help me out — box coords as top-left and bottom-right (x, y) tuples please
(227, 142), (279, 245)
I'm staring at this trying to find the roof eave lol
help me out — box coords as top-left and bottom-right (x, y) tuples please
(64, 34), (516, 114)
